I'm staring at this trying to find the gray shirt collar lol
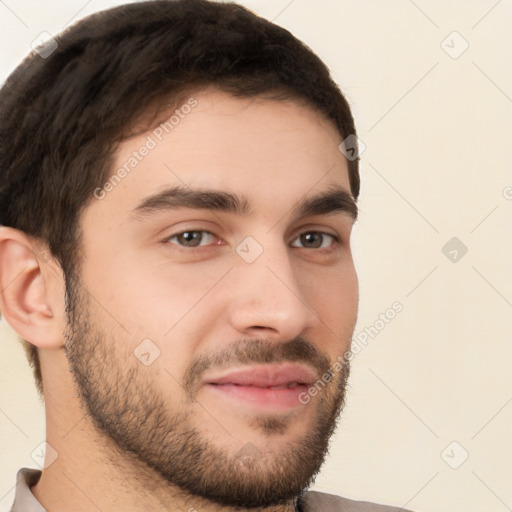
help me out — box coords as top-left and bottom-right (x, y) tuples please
(10, 468), (46, 512)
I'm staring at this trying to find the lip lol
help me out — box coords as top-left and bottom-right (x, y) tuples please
(203, 363), (317, 410)
(204, 363), (317, 388)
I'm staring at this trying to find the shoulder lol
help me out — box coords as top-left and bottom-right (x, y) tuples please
(302, 489), (414, 512)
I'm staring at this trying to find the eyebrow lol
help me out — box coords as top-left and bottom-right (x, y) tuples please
(128, 183), (358, 222)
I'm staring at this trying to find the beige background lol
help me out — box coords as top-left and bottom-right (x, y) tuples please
(1, 1), (511, 511)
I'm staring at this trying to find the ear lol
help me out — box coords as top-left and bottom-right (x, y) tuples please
(0, 226), (65, 349)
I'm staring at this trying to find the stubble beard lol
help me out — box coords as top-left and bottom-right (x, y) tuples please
(63, 277), (351, 509)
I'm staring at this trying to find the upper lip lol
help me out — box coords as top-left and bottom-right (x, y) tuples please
(204, 363), (318, 388)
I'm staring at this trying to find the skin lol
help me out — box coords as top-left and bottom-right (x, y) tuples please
(0, 88), (358, 512)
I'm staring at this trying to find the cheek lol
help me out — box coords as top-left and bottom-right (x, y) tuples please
(84, 246), (231, 338)
(302, 252), (358, 299)
(302, 261), (358, 338)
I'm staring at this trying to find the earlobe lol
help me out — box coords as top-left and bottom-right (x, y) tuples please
(0, 227), (65, 350)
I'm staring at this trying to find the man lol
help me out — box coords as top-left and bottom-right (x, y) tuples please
(0, 1), (412, 511)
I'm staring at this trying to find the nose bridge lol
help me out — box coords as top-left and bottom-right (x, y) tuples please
(227, 232), (317, 337)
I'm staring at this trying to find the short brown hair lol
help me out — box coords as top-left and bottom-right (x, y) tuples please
(0, 0), (360, 396)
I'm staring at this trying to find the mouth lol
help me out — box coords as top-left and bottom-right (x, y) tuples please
(203, 363), (317, 410)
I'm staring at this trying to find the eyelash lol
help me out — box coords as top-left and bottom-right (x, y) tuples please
(164, 230), (341, 251)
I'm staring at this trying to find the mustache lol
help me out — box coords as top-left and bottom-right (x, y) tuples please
(182, 337), (332, 398)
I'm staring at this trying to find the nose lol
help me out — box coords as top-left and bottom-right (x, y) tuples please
(226, 237), (318, 340)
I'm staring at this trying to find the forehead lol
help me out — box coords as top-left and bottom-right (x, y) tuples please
(88, 88), (352, 223)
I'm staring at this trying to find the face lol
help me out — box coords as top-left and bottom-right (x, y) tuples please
(64, 88), (359, 509)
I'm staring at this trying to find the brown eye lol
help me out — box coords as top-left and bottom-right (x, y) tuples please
(291, 232), (337, 249)
(167, 230), (216, 248)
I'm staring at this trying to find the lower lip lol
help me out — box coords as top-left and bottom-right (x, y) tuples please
(205, 383), (309, 410)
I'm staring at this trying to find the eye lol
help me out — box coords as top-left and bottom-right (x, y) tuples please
(166, 230), (218, 248)
(164, 229), (339, 250)
(290, 231), (338, 249)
